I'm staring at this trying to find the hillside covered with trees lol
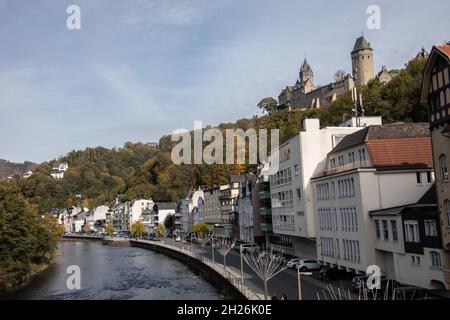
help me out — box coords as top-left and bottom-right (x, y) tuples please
(0, 56), (427, 216)
(0, 160), (36, 180)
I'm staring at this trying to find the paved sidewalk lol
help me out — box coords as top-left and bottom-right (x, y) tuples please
(165, 239), (358, 300)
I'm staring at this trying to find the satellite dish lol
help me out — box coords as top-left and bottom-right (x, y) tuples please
(334, 70), (346, 82)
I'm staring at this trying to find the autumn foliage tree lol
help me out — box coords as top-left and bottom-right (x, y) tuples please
(130, 221), (145, 239)
(105, 223), (115, 236)
(0, 180), (63, 290)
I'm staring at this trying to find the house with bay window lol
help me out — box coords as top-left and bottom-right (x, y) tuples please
(370, 186), (446, 290)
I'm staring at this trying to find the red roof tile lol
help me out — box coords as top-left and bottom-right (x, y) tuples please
(436, 44), (450, 58)
(366, 137), (433, 167)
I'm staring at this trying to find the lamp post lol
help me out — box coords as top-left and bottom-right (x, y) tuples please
(297, 268), (312, 300)
(240, 244), (244, 284)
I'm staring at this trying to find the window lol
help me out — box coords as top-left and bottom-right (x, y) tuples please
(431, 251), (442, 268)
(348, 152), (355, 163)
(294, 164), (300, 175)
(330, 159), (336, 168)
(404, 221), (420, 243)
(296, 188), (301, 199)
(440, 154), (448, 182)
(416, 172), (422, 184)
(445, 200), (450, 227)
(391, 220), (398, 241)
(425, 220), (438, 237)
(375, 220), (380, 239)
(411, 255), (421, 265)
(382, 220), (389, 241)
(427, 172), (432, 184)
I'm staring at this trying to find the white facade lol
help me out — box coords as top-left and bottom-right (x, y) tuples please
(312, 168), (434, 274)
(181, 189), (204, 235)
(129, 199), (154, 224)
(269, 118), (381, 258)
(157, 208), (176, 229)
(372, 212), (446, 289)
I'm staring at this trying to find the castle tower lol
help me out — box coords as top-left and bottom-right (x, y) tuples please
(351, 35), (375, 86)
(299, 58), (314, 93)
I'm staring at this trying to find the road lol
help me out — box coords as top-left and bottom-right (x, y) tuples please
(162, 238), (356, 300)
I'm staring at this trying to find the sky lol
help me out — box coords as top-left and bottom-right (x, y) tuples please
(0, 0), (449, 163)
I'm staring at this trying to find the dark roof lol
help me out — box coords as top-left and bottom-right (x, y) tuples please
(330, 127), (369, 153)
(369, 203), (437, 217)
(352, 36), (372, 52)
(300, 58), (312, 72)
(417, 185), (437, 204)
(154, 202), (178, 210)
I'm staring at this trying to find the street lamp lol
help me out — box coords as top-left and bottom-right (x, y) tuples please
(240, 244), (244, 284)
(296, 268), (312, 300)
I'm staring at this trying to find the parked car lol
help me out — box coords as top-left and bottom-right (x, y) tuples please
(320, 267), (353, 281)
(287, 258), (302, 269)
(295, 259), (322, 271)
(186, 235), (198, 243)
(393, 286), (428, 300)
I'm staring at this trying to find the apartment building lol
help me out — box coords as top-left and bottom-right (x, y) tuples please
(268, 117), (381, 258)
(203, 186), (222, 233)
(311, 123), (434, 274)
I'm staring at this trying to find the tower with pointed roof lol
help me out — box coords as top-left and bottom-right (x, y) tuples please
(298, 58), (314, 94)
(351, 35), (375, 86)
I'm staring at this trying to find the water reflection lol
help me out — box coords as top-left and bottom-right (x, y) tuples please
(1, 241), (220, 300)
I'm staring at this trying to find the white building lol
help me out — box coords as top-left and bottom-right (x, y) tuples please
(181, 188), (204, 236)
(268, 117), (381, 258)
(311, 123), (435, 275)
(369, 187), (446, 290)
(153, 202), (178, 229)
(50, 162), (68, 179)
(86, 205), (109, 232)
(126, 199), (155, 232)
(23, 171), (33, 179)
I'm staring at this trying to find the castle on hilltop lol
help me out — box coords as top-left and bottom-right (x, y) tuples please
(276, 35), (428, 111)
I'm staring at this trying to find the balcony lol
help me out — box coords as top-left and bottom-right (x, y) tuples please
(259, 208), (272, 216)
(259, 191), (271, 200)
(312, 160), (371, 178)
(260, 223), (273, 232)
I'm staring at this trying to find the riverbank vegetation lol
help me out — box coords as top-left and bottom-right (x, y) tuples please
(0, 181), (64, 291)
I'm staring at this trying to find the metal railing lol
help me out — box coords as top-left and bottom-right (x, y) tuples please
(313, 160), (372, 178)
(135, 240), (263, 300)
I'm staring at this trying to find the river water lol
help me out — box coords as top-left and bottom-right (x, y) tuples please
(0, 240), (220, 300)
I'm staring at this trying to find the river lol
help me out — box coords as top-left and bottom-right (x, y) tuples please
(0, 240), (221, 300)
